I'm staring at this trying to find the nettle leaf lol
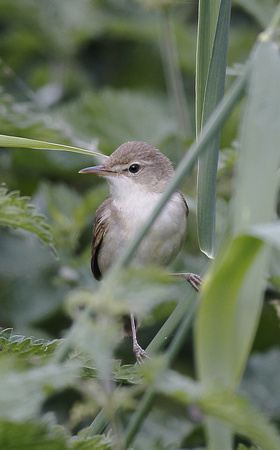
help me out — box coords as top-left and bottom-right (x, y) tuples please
(0, 362), (78, 422)
(37, 182), (107, 252)
(234, 0), (276, 28)
(240, 348), (280, 420)
(61, 89), (177, 153)
(0, 187), (57, 256)
(156, 369), (280, 450)
(71, 429), (112, 449)
(0, 418), (68, 450)
(0, 328), (59, 359)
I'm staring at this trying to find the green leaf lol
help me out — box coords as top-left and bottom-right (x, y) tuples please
(196, 0), (232, 257)
(196, 0), (222, 134)
(37, 182), (107, 254)
(195, 235), (263, 388)
(70, 433), (112, 450)
(61, 89), (177, 153)
(0, 362), (78, 422)
(240, 348), (280, 420)
(156, 369), (280, 450)
(0, 418), (68, 450)
(201, 390), (280, 450)
(0, 328), (59, 359)
(0, 187), (57, 256)
(248, 222), (280, 251)
(0, 133), (104, 157)
(195, 36), (280, 449)
(233, 40), (280, 233)
(195, 234), (264, 449)
(231, 38), (280, 379)
(234, 0), (276, 28)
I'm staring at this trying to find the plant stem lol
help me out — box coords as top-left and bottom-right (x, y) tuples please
(108, 65), (248, 278)
(125, 292), (199, 447)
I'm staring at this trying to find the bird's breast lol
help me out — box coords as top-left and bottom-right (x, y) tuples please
(97, 191), (187, 274)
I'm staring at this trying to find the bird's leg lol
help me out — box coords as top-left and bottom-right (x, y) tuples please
(130, 312), (148, 364)
(171, 273), (202, 292)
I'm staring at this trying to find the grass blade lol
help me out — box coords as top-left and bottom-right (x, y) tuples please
(196, 0), (232, 258)
(160, 8), (191, 138)
(108, 68), (247, 275)
(0, 134), (105, 157)
(195, 0), (221, 134)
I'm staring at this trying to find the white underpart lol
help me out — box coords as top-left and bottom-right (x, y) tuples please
(98, 175), (187, 273)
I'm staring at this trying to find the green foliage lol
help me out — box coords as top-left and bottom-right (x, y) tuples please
(0, 134), (102, 157)
(0, 1), (280, 449)
(156, 369), (280, 449)
(0, 419), (69, 450)
(0, 187), (57, 255)
(0, 327), (59, 359)
(234, 0), (276, 28)
(61, 89), (178, 154)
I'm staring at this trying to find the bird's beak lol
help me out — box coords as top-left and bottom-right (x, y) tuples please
(78, 165), (114, 176)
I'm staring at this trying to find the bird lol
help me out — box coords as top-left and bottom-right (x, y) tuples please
(79, 141), (201, 362)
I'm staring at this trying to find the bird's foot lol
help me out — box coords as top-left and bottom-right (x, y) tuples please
(133, 342), (148, 365)
(172, 272), (202, 292)
(185, 272), (202, 291)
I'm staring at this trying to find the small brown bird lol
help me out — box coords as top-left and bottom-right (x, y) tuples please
(79, 141), (201, 362)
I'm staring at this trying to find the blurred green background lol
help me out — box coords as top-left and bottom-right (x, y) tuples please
(1, 2), (280, 448)
(0, 0), (279, 365)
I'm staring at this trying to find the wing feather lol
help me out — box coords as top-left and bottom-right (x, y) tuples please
(91, 195), (112, 281)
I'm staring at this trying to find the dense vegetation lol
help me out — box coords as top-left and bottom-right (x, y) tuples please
(0, 1), (280, 448)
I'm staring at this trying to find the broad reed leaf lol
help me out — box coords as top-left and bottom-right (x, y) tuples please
(196, 0), (231, 258)
(195, 37), (280, 449)
(231, 39), (280, 379)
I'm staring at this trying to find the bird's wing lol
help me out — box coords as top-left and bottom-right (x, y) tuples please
(91, 194), (112, 281)
(179, 191), (189, 218)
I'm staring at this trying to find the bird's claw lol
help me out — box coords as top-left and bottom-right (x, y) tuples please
(133, 343), (148, 365)
(185, 273), (203, 292)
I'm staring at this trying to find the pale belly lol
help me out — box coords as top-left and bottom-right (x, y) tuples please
(98, 193), (187, 274)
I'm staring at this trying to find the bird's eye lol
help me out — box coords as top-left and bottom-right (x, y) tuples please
(129, 163), (140, 173)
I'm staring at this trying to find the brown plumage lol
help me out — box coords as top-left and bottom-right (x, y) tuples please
(79, 141), (201, 363)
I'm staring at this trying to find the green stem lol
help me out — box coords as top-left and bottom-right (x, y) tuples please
(108, 66), (248, 278)
(54, 66), (248, 367)
(125, 292), (200, 447)
(84, 284), (199, 438)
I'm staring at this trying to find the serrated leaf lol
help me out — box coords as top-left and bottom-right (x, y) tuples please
(38, 182), (106, 252)
(61, 89), (177, 153)
(0, 362), (78, 421)
(0, 328), (59, 359)
(114, 364), (142, 385)
(0, 418), (68, 450)
(156, 369), (280, 450)
(0, 187), (57, 256)
(70, 434), (112, 450)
